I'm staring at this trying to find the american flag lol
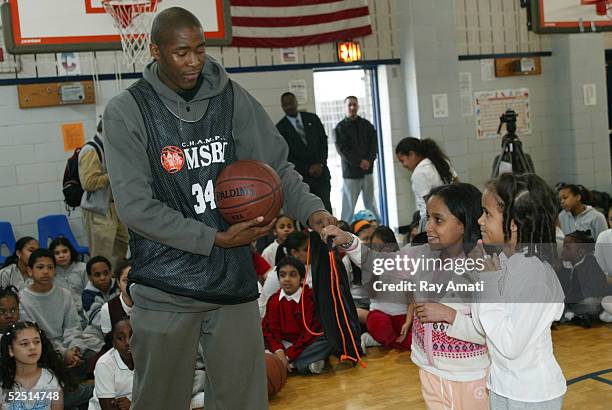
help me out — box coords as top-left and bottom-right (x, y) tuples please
(229, 0), (372, 48)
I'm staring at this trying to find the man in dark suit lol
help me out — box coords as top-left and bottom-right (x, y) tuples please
(276, 92), (332, 212)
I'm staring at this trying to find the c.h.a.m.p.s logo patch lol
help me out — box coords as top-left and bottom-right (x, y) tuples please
(160, 146), (185, 174)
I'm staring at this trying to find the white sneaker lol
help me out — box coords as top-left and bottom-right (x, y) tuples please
(308, 360), (325, 374)
(361, 332), (381, 348)
(600, 311), (612, 323)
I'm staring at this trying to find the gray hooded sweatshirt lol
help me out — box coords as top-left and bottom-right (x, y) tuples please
(103, 56), (324, 305)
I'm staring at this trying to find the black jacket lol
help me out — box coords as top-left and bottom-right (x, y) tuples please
(334, 116), (377, 179)
(276, 112), (330, 187)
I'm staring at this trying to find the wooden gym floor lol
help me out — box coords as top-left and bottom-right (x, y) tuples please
(269, 323), (611, 409)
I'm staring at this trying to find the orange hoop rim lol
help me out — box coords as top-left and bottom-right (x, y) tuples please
(102, 0), (161, 28)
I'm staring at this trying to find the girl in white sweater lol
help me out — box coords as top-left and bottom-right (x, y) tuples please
(430, 174), (566, 409)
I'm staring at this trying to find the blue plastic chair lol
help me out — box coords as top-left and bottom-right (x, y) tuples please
(37, 215), (89, 256)
(0, 222), (17, 266)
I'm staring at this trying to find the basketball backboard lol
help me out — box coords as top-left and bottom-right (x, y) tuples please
(1, 0), (231, 54)
(530, 0), (612, 33)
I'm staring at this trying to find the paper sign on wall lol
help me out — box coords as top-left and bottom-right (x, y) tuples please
(459, 72), (473, 117)
(289, 80), (308, 104)
(280, 48), (299, 64)
(481, 59), (495, 82)
(432, 94), (449, 118)
(62, 123), (85, 152)
(57, 53), (81, 76)
(583, 84), (597, 106)
(474, 89), (531, 140)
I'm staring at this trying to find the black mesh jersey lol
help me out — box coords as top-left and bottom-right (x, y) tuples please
(126, 79), (258, 304)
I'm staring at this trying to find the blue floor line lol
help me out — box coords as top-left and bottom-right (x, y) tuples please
(567, 369), (612, 386)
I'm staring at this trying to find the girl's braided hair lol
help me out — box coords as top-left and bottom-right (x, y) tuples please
(486, 173), (559, 265)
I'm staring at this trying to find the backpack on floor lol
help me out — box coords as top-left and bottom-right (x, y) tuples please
(62, 137), (102, 211)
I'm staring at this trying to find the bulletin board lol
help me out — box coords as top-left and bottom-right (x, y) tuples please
(474, 89), (531, 140)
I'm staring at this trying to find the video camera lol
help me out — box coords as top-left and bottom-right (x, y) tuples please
(491, 109), (535, 177)
(497, 109), (518, 135)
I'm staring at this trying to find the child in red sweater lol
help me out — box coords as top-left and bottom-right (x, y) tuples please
(262, 256), (332, 374)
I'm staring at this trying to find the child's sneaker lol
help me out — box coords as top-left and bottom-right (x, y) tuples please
(360, 332), (381, 354)
(600, 311), (612, 323)
(308, 360), (325, 374)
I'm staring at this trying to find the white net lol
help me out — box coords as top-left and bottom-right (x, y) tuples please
(102, 0), (161, 65)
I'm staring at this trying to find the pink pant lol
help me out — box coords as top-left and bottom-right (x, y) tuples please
(419, 369), (488, 410)
(366, 310), (411, 351)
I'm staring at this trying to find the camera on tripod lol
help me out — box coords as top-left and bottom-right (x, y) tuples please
(491, 109), (535, 177)
(497, 109), (518, 135)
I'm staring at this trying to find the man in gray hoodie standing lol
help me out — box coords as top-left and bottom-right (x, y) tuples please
(103, 7), (335, 410)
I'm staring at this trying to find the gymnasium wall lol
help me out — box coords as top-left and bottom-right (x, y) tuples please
(0, 0), (400, 245)
(1, 0), (611, 247)
(392, 0), (611, 231)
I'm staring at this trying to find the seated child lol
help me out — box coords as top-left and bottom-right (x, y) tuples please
(88, 317), (134, 410)
(0, 237), (39, 290)
(99, 261), (133, 335)
(261, 215), (296, 267)
(262, 231), (312, 302)
(560, 230), (608, 326)
(82, 256), (119, 326)
(50, 237), (88, 326)
(19, 249), (89, 369)
(262, 256), (332, 374)
(0, 286), (20, 338)
(0, 321), (77, 410)
(558, 185), (608, 239)
(363, 226), (413, 353)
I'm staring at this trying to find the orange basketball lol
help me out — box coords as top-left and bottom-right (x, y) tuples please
(214, 160), (283, 226)
(265, 352), (288, 397)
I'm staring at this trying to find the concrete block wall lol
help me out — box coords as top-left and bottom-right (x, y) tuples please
(0, 86), (97, 246)
(551, 34), (612, 192)
(377, 65), (411, 229)
(454, 58), (560, 189)
(394, 0), (611, 209)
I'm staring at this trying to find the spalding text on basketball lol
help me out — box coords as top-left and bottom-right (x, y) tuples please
(214, 185), (257, 202)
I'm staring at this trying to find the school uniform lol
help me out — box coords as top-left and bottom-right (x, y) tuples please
(595, 229), (612, 276)
(261, 240), (280, 267)
(100, 293), (133, 334)
(262, 286), (332, 374)
(411, 158), (457, 231)
(88, 348), (134, 410)
(261, 266), (313, 303)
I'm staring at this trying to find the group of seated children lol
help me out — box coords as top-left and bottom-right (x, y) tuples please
(556, 183), (612, 326)
(255, 212), (416, 378)
(0, 243), (125, 409)
(0, 239), (205, 410)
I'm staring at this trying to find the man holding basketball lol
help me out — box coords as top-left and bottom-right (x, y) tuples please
(103, 7), (335, 410)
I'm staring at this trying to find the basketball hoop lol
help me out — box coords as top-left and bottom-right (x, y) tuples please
(102, 0), (161, 65)
(582, 0), (612, 18)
